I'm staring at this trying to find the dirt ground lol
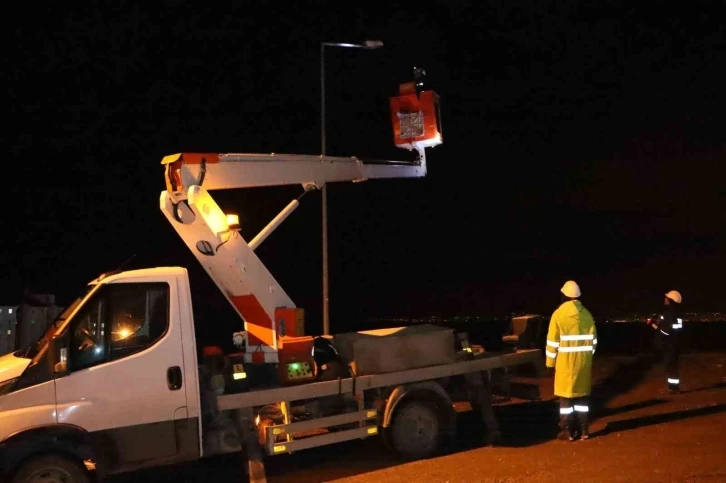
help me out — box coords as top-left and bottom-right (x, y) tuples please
(112, 351), (726, 483)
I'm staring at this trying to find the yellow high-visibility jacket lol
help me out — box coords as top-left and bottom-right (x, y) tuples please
(545, 300), (598, 398)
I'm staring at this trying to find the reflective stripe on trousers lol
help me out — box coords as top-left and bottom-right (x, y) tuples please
(560, 396), (590, 431)
(561, 406), (589, 414)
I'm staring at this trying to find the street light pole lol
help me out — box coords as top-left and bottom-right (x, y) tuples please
(320, 40), (383, 336)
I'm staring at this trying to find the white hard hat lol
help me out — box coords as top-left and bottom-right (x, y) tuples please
(561, 280), (581, 298)
(665, 290), (682, 304)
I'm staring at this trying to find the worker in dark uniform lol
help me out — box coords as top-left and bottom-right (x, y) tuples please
(646, 290), (684, 393)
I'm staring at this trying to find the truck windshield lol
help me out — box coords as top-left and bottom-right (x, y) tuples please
(13, 284), (95, 360)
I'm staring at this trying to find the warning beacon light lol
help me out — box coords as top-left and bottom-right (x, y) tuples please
(226, 214), (241, 231)
(389, 66), (443, 151)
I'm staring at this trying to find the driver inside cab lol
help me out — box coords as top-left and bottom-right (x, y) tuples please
(73, 315), (104, 368)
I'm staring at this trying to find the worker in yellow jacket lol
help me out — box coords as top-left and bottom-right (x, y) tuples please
(546, 280), (598, 441)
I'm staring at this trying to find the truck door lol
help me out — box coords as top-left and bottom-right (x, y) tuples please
(54, 279), (193, 471)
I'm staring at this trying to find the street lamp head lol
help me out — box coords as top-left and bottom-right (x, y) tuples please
(363, 40), (384, 50)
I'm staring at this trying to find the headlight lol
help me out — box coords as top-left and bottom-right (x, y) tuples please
(0, 378), (18, 397)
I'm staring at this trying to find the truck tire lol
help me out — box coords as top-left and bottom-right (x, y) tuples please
(12, 454), (90, 483)
(380, 426), (394, 451)
(390, 400), (442, 460)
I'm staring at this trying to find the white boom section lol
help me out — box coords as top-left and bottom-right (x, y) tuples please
(163, 149), (426, 197)
(160, 148), (428, 363)
(160, 187), (293, 363)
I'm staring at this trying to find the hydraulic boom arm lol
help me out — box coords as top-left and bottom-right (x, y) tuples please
(162, 149), (427, 198)
(160, 83), (442, 364)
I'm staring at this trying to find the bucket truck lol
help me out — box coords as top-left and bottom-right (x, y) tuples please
(0, 78), (543, 483)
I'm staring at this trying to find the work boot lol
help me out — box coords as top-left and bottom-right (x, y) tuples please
(580, 425), (590, 440)
(557, 428), (573, 441)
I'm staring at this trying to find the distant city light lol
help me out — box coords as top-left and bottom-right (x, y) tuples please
(365, 312), (726, 325)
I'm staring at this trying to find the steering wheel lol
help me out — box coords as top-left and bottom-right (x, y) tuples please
(77, 326), (96, 350)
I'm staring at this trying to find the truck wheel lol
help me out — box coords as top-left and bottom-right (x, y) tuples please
(12, 455), (90, 483)
(390, 400), (442, 460)
(380, 426), (394, 450)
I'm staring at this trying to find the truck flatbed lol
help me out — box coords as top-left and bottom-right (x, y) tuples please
(217, 349), (542, 410)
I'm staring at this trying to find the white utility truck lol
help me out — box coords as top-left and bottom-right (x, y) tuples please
(0, 79), (543, 483)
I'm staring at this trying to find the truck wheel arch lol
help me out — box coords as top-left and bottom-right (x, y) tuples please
(382, 381), (456, 434)
(2, 424), (104, 479)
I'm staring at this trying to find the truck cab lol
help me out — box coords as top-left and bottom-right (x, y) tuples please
(0, 267), (204, 482)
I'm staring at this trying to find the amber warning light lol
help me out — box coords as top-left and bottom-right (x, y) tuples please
(226, 214), (241, 231)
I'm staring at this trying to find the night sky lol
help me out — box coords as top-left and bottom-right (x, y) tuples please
(5, 3), (726, 336)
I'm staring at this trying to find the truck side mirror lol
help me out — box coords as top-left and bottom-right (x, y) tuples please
(55, 347), (68, 374)
(48, 334), (69, 376)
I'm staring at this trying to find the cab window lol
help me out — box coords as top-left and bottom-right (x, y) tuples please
(68, 282), (169, 371)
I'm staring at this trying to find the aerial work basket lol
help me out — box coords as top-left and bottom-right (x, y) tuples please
(389, 72), (443, 151)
